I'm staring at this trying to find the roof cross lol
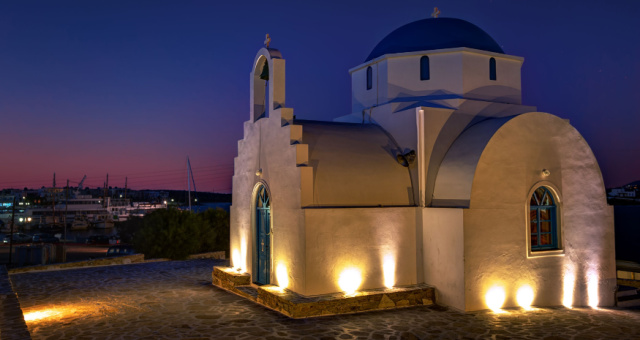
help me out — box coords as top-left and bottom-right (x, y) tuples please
(431, 7), (440, 18)
(264, 34), (271, 48)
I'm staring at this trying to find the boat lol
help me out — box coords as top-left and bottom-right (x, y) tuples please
(70, 215), (90, 230)
(93, 214), (115, 229)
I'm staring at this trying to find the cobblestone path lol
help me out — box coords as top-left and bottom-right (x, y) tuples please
(10, 259), (640, 339)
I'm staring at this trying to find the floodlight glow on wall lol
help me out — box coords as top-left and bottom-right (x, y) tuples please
(232, 249), (241, 271)
(231, 235), (248, 273)
(516, 285), (534, 310)
(485, 286), (506, 312)
(276, 263), (289, 290)
(338, 268), (362, 296)
(383, 254), (395, 289)
(563, 268), (575, 308)
(587, 270), (599, 308)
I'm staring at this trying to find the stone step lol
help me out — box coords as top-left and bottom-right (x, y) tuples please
(256, 283), (435, 318)
(617, 285), (639, 298)
(212, 266), (435, 319)
(235, 285), (259, 301)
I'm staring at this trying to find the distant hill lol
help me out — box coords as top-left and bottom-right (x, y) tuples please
(625, 180), (640, 187)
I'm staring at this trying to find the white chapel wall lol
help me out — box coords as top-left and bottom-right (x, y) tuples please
(461, 52), (523, 104)
(231, 109), (307, 293)
(421, 207), (465, 311)
(303, 207), (417, 296)
(461, 112), (615, 311)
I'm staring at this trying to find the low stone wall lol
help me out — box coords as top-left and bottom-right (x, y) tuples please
(618, 279), (640, 289)
(211, 266), (435, 318)
(8, 254), (145, 274)
(257, 284), (435, 318)
(188, 251), (226, 260)
(0, 265), (31, 340)
(212, 266), (250, 291)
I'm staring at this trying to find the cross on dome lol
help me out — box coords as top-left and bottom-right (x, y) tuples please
(264, 34), (271, 48)
(431, 7), (440, 18)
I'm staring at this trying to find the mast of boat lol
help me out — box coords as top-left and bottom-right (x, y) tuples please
(103, 174), (109, 208)
(64, 179), (69, 227)
(64, 179), (69, 260)
(187, 157), (192, 212)
(186, 157), (197, 212)
(124, 177), (128, 201)
(52, 172), (56, 226)
(9, 197), (15, 264)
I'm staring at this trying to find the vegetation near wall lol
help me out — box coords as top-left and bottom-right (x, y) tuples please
(117, 208), (230, 260)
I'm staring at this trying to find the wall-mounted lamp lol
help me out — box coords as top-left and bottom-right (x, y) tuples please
(541, 169), (551, 177)
(256, 168), (263, 176)
(396, 150), (416, 167)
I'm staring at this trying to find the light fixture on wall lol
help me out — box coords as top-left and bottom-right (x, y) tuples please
(396, 150), (416, 167)
(256, 168), (263, 176)
(541, 169), (551, 177)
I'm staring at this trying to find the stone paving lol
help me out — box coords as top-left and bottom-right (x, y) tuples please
(9, 259), (640, 339)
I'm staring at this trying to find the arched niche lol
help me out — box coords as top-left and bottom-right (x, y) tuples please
(250, 48), (285, 122)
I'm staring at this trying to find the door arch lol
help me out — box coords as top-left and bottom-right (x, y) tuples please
(253, 183), (271, 285)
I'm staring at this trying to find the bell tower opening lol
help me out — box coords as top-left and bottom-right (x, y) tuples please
(253, 57), (270, 121)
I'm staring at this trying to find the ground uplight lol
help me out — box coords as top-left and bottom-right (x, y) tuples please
(276, 263), (289, 290)
(516, 285), (534, 310)
(485, 286), (506, 312)
(338, 268), (362, 296)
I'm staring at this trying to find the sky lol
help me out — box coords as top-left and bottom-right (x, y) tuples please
(0, 0), (638, 192)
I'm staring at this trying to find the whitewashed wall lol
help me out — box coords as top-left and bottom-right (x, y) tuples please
(462, 113), (615, 311)
(303, 207), (418, 296)
(422, 207), (465, 310)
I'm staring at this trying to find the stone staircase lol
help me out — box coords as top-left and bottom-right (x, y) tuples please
(617, 285), (640, 308)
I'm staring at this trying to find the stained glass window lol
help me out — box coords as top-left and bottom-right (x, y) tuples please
(529, 186), (558, 250)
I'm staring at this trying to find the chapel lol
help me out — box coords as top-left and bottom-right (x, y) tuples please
(229, 17), (616, 311)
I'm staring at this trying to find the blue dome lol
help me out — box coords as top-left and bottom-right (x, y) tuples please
(366, 18), (504, 62)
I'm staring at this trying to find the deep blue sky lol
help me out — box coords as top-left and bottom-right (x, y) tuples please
(1, 0), (638, 192)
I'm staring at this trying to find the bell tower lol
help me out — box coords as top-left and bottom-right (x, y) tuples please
(250, 37), (286, 123)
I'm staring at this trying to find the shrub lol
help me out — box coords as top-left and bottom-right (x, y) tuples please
(117, 207), (230, 260)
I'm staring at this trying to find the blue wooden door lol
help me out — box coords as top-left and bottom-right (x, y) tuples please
(255, 186), (271, 285)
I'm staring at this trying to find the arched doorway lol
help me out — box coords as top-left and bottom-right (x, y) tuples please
(254, 184), (271, 285)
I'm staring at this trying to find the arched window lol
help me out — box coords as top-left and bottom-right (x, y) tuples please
(420, 56), (430, 80)
(366, 66), (373, 90)
(529, 186), (558, 251)
(489, 57), (497, 81)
